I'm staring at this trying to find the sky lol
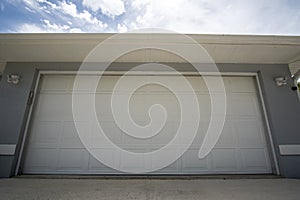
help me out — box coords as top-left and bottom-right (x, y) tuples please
(0, 0), (300, 34)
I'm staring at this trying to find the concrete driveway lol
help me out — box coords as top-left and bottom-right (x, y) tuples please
(0, 177), (300, 200)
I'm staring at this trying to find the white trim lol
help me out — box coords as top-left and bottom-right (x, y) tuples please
(279, 145), (300, 155)
(255, 74), (280, 175)
(15, 72), (41, 175)
(2, 34), (300, 64)
(39, 70), (257, 76)
(1, 33), (300, 45)
(0, 144), (16, 155)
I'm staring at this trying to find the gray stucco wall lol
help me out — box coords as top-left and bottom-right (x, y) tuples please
(0, 62), (299, 178)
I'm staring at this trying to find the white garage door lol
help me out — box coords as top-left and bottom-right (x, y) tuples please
(23, 74), (273, 174)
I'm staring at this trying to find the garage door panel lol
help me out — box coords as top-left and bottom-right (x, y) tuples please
(240, 148), (271, 171)
(197, 94), (211, 119)
(120, 145), (152, 154)
(214, 123), (236, 148)
(95, 93), (113, 117)
(92, 121), (122, 146)
(33, 121), (61, 141)
(201, 76), (230, 93)
(65, 121), (91, 146)
(72, 76), (98, 92)
(40, 75), (71, 91)
(88, 153), (120, 172)
(28, 142), (58, 149)
(37, 94), (71, 121)
(144, 82), (171, 92)
(71, 94), (95, 121)
(190, 121), (208, 148)
(211, 149), (239, 171)
(57, 149), (89, 170)
(37, 94), (73, 121)
(182, 149), (210, 172)
(151, 148), (180, 173)
(129, 93), (151, 123)
(188, 77), (208, 92)
(120, 149), (147, 171)
(150, 122), (177, 146)
(228, 94), (258, 116)
(89, 148), (120, 171)
(23, 148), (57, 173)
(23, 75), (273, 174)
(153, 161), (179, 173)
(60, 121), (87, 148)
(147, 93), (180, 120)
(120, 136), (152, 150)
(228, 77), (257, 93)
(97, 76), (119, 92)
(236, 120), (266, 148)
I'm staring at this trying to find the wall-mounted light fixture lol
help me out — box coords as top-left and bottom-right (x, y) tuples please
(7, 74), (21, 85)
(291, 69), (300, 91)
(274, 77), (287, 86)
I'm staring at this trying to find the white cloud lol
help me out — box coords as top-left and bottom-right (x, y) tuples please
(82, 0), (125, 17)
(18, 20), (73, 33)
(39, 0), (57, 9)
(117, 23), (128, 33)
(16, 0), (107, 32)
(43, 19), (70, 31)
(69, 28), (83, 33)
(22, 0), (35, 6)
(8, 0), (300, 34)
(123, 0), (300, 34)
(18, 23), (47, 33)
(131, 0), (150, 10)
(59, 0), (77, 17)
(24, 6), (36, 13)
(58, 1), (104, 26)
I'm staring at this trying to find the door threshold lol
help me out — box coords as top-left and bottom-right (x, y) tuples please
(16, 174), (281, 180)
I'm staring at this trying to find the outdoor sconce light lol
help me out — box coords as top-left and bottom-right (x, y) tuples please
(7, 74), (21, 85)
(274, 77), (287, 86)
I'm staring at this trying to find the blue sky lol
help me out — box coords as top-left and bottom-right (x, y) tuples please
(0, 0), (300, 34)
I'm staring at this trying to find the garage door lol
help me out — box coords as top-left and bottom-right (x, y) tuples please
(23, 74), (273, 174)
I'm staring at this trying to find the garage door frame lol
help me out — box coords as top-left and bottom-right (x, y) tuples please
(15, 70), (280, 175)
